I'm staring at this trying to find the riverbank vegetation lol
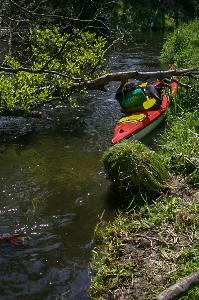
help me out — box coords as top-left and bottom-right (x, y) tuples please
(90, 19), (199, 299)
(91, 190), (199, 299)
(160, 19), (199, 188)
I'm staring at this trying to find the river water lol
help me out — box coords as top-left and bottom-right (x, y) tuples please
(0, 33), (164, 299)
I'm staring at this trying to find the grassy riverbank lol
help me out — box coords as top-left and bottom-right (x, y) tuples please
(90, 184), (199, 299)
(90, 20), (199, 299)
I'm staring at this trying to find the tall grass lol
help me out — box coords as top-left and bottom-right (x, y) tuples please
(161, 20), (199, 69)
(159, 111), (199, 175)
(159, 19), (199, 186)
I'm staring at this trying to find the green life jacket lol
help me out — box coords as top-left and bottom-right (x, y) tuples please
(121, 88), (147, 109)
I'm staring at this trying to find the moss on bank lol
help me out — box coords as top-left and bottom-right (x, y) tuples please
(102, 141), (170, 199)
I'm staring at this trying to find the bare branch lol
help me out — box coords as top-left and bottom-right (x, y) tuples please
(103, 35), (124, 57)
(9, 0), (110, 27)
(89, 35), (124, 76)
(156, 271), (199, 300)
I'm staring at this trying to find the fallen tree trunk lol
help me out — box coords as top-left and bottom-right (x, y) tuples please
(156, 271), (199, 300)
(0, 66), (198, 91)
(77, 68), (199, 90)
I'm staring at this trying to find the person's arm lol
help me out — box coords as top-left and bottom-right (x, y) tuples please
(115, 74), (128, 102)
(116, 74), (128, 93)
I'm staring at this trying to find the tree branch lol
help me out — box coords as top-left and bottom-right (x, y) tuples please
(0, 66), (75, 79)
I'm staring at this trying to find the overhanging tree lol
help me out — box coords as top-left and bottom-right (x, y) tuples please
(0, 1), (198, 117)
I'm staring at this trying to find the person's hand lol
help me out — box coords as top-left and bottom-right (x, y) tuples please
(121, 74), (128, 84)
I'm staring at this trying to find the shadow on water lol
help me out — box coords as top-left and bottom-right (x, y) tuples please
(0, 32), (165, 299)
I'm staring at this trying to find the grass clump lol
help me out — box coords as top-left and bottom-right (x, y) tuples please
(102, 140), (170, 198)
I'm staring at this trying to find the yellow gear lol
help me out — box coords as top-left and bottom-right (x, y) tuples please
(143, 98), (156, 109)
(119, 113), (146, 123)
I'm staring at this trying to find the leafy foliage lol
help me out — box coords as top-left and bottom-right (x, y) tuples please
(0, 27), (106, 114)
(111, 0), (198, 32)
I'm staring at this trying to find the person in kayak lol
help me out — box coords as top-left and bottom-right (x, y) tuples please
(115, 74), (161, 114)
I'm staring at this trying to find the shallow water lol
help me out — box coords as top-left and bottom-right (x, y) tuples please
(0, 32), (164, 299)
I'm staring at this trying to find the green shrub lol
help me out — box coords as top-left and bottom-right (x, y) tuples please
(0, 27), (106, 114)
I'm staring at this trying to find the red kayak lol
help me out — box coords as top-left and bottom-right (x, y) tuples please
(112, 80), (177, 144)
